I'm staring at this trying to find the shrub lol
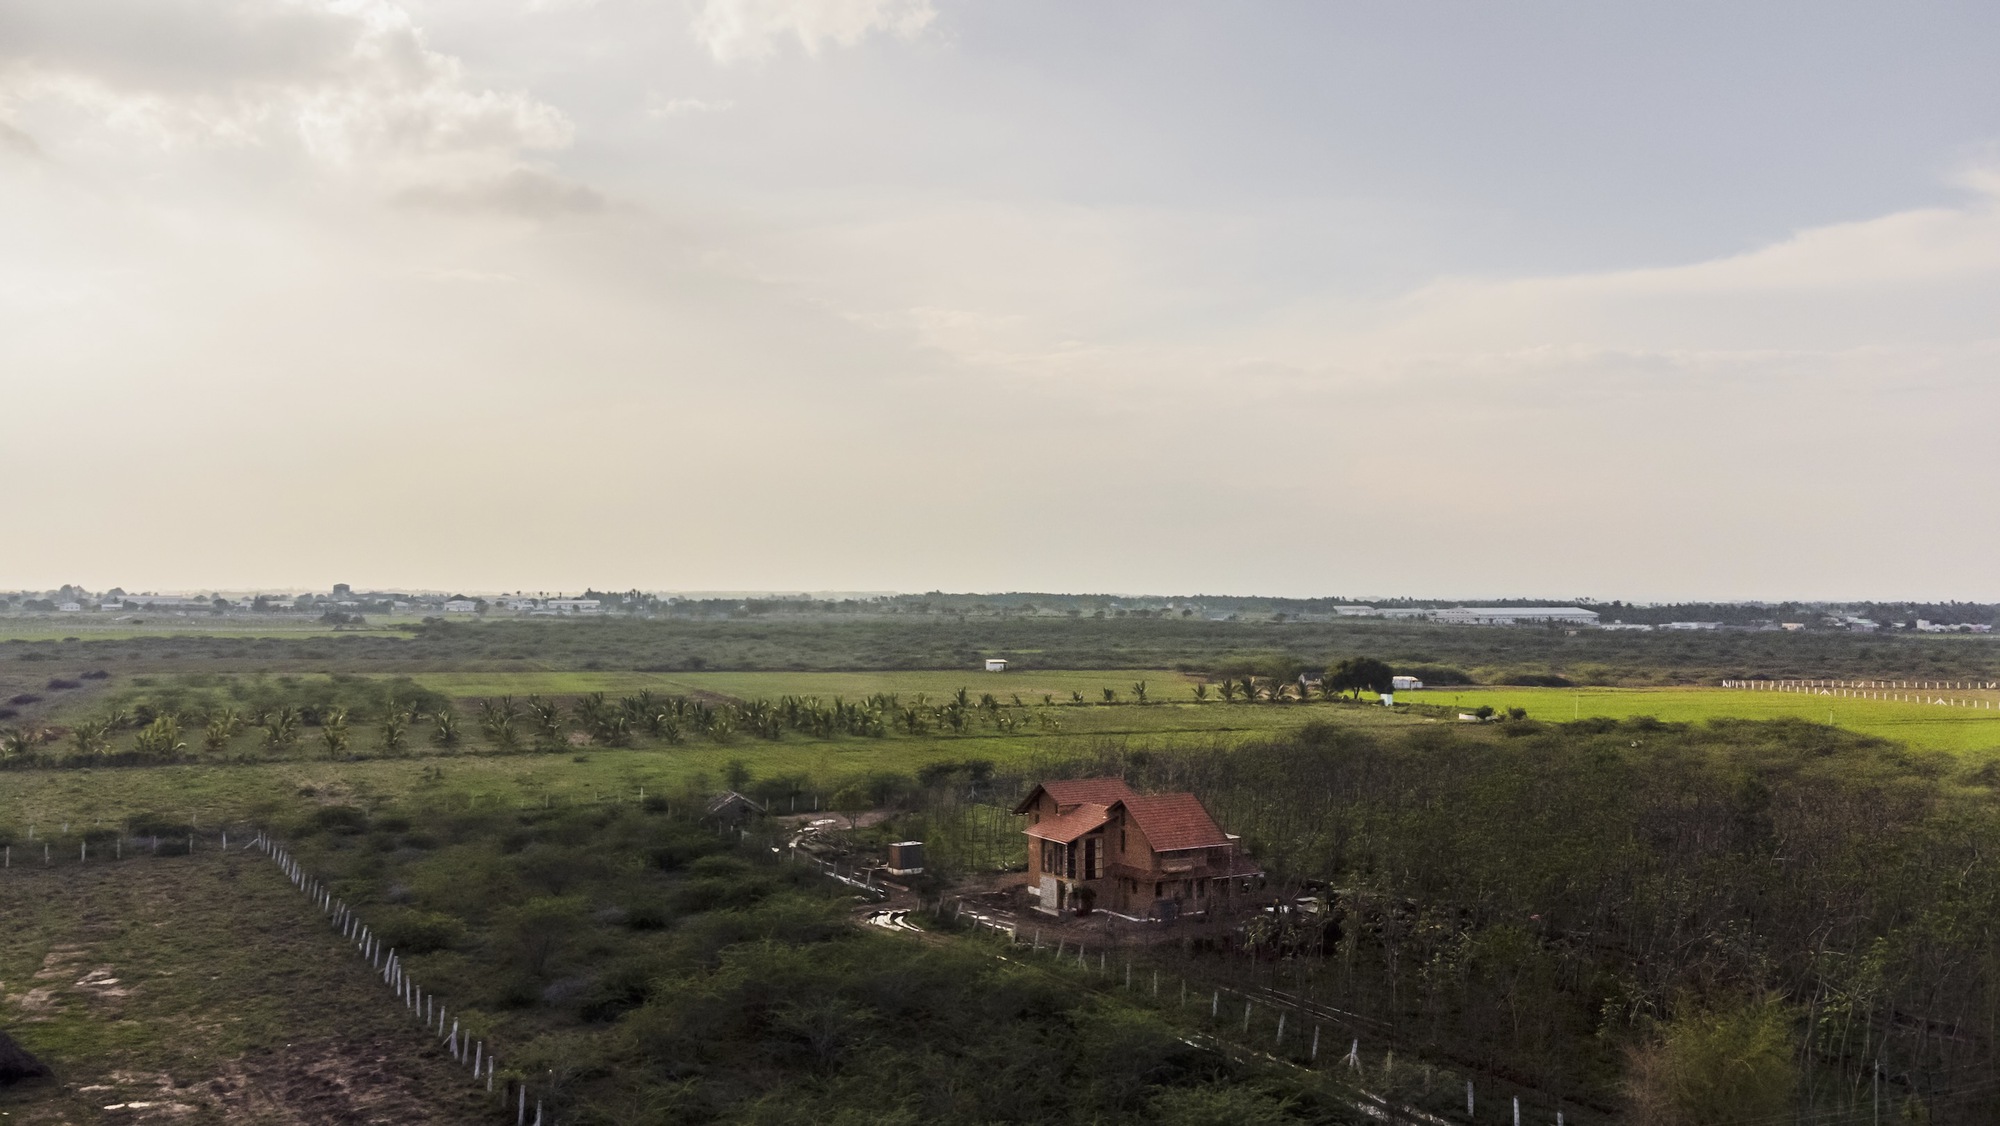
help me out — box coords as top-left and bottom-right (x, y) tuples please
(312, 805), (369, 835)
(374, 908), (466, 954)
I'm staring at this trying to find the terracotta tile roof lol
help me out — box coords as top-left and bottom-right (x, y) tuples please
(1012, 776), (1137, 815)
(1024, 802), (1111, 844)
(1116, 793), (1232, 852)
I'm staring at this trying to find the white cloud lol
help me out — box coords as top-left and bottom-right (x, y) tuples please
(0, 0), (571, 187)
(646, 94), (734, 119)
(689, 0), (935, 64)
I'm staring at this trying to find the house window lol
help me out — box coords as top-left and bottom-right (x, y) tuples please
(1083, 835), (1103, 879)
(1154, 881), (1163, 898)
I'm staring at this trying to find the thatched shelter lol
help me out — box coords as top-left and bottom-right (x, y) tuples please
(0, 1030), (51, 1085)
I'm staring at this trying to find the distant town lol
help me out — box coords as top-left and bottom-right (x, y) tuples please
(1, 585), (1992, 633)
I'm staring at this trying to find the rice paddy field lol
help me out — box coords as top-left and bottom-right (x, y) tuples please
(1399, 684), (2000, 755)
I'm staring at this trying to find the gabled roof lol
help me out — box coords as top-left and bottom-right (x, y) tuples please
(706, 790), (764, 815)
(1023, 802), (1111, 844)
(1012, 776), (1138, 815)
(1115, 792), (1232, 852)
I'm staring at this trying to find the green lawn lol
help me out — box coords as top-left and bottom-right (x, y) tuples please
(1399, 685), (2000, 755)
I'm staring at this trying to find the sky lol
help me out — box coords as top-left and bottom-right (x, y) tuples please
(4, 0), (1999, 601)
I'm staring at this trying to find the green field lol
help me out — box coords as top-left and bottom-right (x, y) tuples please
(1401, 685), (2000, 754)
(391, 667), (1203, 703)
(0, 618), (405, 642)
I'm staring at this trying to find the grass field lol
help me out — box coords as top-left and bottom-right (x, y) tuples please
(0, 703), (1428, 832)
(389, 667), (1204, 704)
(0, 617), (390, 642)
(0, 854), (490, 1125)
(1400, 685), (2000, 755)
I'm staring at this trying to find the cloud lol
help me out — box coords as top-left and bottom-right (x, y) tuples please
(689, 0), (935, 64)
(0, 0), (572, 184)
(646, 94), (734, 119)
(395, 167), (606, 217)
(0, 118), (42, 159)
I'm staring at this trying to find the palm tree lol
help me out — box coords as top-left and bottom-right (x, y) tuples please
(1131, 680), (1148, 704)
(378, 708), (409, 754)
(526, 696), (565, 751)
(134, 716), (187, 759)
(1070, 690), (1085, 705)
(70, 719), (111, 756)
(1217, 679), (1238, 703)
(204, 708), (243, 753)
(2, 726), (42, 760)
(321, 724), (349, 758)
(431, 710), (461, 747)
(1192, 683), (1210, 703)
(1102, 687), (1117, 704)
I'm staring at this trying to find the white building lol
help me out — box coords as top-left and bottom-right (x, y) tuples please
(58, 602), (82, 612)
(1391, 675), (1425, 691)
(1434, 606), (1601, 626)
(984, 658), (1008, 672)
(443, 600), (479, 614)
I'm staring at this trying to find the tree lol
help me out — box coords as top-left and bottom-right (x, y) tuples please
(500, 896), (586, 978)
(1217, 679), (1238, 703)
(1, 727), (41, 761)
(832, 783), (871, 829)
(378, 708), (409, 754)
(203, 709), (243, 753)
(725, 759), (752, 792)
(431, 709), (460, 747)
(1131, 680), (1148, 704)
(70, 719), (111, 756)
(1192, 683), (1210, 703)
(133, 716), (186, 759)
(1102, 687), (1117, 704)
(1325, 657), (1395, 700)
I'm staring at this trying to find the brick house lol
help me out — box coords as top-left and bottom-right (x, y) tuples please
(1014, 777), (1261, 920)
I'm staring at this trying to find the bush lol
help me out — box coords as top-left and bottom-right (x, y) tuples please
(312, 805), (369, 835)
(374, 908), (466, 954)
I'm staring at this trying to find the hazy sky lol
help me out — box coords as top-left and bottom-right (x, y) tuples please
(5, 1), (1999, 600)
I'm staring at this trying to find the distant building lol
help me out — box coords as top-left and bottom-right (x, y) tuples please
(443, 600), (479, 614)
(1391, 675), (1425, 691)
(1662, 621), (1722, 630)
(984, 658), (1008, 672)
(1601, 623), (1654, 631)
(1017, 777), (1261, 921)
(704, 791), (765, 828)
(1434, 606), (1600, 626)
(57, 602), (82, 613)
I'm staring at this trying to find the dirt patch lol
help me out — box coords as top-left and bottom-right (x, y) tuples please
(209, 1036), (471, 1125)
